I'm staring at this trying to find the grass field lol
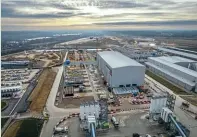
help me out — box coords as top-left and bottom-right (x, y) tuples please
(1, 118), (8, 128)
(29, 68), (57, 113)
(15, 119), (44, 137)
(146, 70), (188, 95)
(3, 121), (22, 137)
(3, 119), (44, 137)
(1, 101), (7, 110)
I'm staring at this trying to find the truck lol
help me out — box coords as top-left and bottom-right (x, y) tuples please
(111, 116), (119, 128)
(53, 126), (68, 135)
(182, 101), (190, 108)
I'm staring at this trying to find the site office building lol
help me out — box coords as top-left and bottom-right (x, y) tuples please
(97, 51), (145, 88)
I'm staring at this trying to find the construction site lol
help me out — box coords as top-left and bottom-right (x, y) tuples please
(1, 50), (66, 68)
(2, 44), (197, 137)
(51, 49), (197, 137)
(55, 50), (97, 108)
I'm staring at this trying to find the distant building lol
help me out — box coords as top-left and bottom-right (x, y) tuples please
(97, 51), (145, 88)
(158, 47), (197, 61)
(145, 56), (197, 92)
(1, 61), (30, 69)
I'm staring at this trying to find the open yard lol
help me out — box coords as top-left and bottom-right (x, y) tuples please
(58, 96), (94, 108)
(146, 70), (188, 95)
(28, 68), (57, 113)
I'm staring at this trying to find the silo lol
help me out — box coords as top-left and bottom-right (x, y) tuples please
(80, 104), (85, 120)
(95, 102), (100, 119)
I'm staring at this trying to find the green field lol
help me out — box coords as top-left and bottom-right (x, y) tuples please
(1, 118), (8, 128)
(146, 70), (188, 95)
(15, 118), (44, 137)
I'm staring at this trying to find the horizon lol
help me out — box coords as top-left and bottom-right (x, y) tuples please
(2, 29), (197, 32)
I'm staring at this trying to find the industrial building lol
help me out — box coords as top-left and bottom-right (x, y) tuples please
(1, 61), (30, 69)
(158, 47), (197, 61)
(80, 102), (100, 121)
(112, 46), (162, 63)
(97, 51), (145, 88)
(145, 56), (197, 92)
(1, 82), (23, 97)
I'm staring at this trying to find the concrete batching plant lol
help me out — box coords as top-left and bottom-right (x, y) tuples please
(80, 102), (100, 121)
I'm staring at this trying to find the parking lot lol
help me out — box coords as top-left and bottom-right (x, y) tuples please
(1, 69), (39, 84)
(1, 98), (20, 116)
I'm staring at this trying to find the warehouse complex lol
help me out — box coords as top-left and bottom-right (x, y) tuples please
(145, 56), (197, 92)
(97, 51), (145, 88)
(158, 47), (197, 61)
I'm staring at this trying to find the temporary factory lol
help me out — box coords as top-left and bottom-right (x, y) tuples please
(97, 51), (145, 94)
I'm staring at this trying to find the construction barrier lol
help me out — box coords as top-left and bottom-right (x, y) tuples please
(55, 113), (80, 127)
(108, 107), (150, 114)
(130, 100), (151, 105)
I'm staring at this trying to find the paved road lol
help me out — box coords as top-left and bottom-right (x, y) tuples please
(145, 75), (197, 137)
(85, 65), (99, 101)
(40, 52), (80, 137)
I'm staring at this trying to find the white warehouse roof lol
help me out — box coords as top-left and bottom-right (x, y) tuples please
(98, 51), (143, 68)
(167, 47), (197, 54)
(148, 56), (197, 77)
(158, 47), (197, 60)
(145, 62), (195, 87)
(155, 56), (196, 64)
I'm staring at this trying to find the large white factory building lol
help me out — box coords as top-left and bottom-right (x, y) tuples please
(97, 51), (145, 88)
(145, 56), (197, 92)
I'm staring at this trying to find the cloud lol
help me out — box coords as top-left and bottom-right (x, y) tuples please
(94, 20), (197, 26)
(1, 0), (82, 18)
(2, 0), (197, 30)
(99, 0), (148, 9)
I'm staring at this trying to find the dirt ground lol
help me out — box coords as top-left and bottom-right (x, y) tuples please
(3, 121), (22, 137)
(155, 37), (197, 48)
(2, 50), (63, 68)
(58, 96), (94, 108)
(28, 68), (57, 113)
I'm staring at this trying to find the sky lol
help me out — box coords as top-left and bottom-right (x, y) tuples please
(1, 0), (197, 31)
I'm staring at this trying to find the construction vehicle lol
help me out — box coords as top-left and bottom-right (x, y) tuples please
(182, 102), (190, 108)
(111, 116), (119, 128)
(53, 126), (68, 135)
